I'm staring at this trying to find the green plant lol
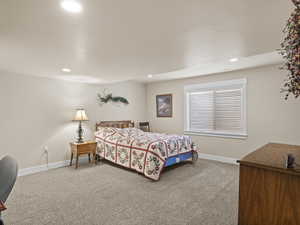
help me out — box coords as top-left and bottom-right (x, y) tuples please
(97, 90), (129, 106)
(279, 0), (300, 99)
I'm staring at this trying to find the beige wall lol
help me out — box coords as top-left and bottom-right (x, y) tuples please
(146, 65), (300, 159)
(1, 64), (299, 169)
(93, 81), (146, 122)
(0, 71), (146, 169)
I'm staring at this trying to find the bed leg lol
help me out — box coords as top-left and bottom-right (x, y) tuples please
(192, 151), (198, 163)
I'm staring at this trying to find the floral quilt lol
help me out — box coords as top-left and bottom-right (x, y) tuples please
(95, 127), (195, 180)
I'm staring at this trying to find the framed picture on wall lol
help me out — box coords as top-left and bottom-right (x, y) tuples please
(156, 94), (173, 117)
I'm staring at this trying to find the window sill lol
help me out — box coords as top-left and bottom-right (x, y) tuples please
(184, 131), (248, 140)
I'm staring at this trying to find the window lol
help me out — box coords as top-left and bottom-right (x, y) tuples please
(184, 79), (247, 139)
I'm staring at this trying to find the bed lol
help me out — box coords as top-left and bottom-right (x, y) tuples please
(95, 120), (198, 181)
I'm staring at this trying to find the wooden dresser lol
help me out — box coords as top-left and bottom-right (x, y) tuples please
(238, 143), (300, 225)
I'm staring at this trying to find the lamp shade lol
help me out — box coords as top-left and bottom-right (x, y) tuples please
(73, 109), (89, 121)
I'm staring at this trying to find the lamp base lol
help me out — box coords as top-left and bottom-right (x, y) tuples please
(76, 121), (84, 143)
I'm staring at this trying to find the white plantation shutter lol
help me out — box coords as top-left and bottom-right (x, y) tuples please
(190, 91), (214, 131)
(215, 89), (242, 131)
(185, 79), (247, 138)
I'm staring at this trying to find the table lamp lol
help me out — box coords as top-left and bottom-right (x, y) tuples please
(73, 108), (89, 143)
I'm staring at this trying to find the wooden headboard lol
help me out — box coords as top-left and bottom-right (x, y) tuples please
(96, 120), (135, 130)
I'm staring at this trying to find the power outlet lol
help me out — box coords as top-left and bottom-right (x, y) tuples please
(43, 146), (49, 167)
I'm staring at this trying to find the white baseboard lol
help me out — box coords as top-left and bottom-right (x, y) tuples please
(198, 153), (239, 165)
(18, 157), (90, 177)
(18, 160), (69, 177)
(18, 154), (238, 177)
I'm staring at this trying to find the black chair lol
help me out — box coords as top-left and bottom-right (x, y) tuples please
(139, 122), (150, 132)
(0, 156), (18, 225)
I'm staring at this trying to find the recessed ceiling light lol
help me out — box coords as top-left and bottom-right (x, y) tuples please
(61, 0), (82, 13)
(229, 58), (239, 62)
(148, 74), (153, 78)
(62, 68), (71, 73)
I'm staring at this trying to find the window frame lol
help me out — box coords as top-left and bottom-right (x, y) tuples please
(184, 78), (248, 139)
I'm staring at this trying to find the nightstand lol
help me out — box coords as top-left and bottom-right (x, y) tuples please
(69, 141), (97, 168)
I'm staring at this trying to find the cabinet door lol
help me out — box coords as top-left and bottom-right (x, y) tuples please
(238, 165), (300, 225)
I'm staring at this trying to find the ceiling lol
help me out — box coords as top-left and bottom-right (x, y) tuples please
(0, 0), (292, 83)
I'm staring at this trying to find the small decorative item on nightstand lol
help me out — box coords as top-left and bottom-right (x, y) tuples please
(286, 153), (296, 169)
(70, 141), (97, 169)
(73, 108), (89, 143)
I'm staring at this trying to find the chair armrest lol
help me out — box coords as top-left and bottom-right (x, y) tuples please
(0, 201), (6, 212)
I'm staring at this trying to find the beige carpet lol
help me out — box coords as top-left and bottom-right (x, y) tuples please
(3, 159), (239, 225)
